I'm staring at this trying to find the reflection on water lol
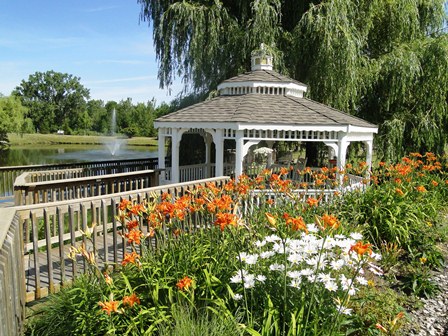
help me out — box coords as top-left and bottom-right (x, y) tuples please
(0, 144), (158, 167)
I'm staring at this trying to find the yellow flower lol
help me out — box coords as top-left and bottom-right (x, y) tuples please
(104, 272), (113, 285)
(265, 213), (277, 227)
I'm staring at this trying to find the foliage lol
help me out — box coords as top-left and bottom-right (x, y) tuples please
(115, 98), (158, 137)
(26, 275), (107, 336)
(13, 71), (90, 134)
(158, 305), (243, 336)
(138, 0), (448, 160)
(334, 153), (448, 297)
(0, 95), (28, 147)
(26, 154), (448, 334)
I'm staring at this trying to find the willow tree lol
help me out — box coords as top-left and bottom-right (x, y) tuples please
(139, 0), (448, 160)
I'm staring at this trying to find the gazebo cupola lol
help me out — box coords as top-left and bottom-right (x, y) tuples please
(154, 45), (378, 185)
(217, 45), (307, 98)
(251, 43), (273, 70)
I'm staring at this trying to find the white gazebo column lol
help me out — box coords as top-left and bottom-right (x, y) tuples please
(336, 135), (349, 170)
(170, 128), (187, 183)
(337, 134), (350, 187)
(204, 133), (213, 178)
(157, 128), (167, 184)
(234, 131), (244, 178)
(266, 141), (274, 167)
(234, 130), (261, 179)
(364, 139), (374, 171)
(213, 129), (224, 177)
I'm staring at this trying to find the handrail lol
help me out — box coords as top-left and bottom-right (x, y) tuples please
(14, 169), (161, 206)
(0, 157), (159, 197)
(23, 168), (85, 183)
(0, 209), (26, 336)
(13, 176), (230, 302)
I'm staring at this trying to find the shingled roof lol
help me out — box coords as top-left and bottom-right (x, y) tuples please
(156, 46), (377, 131)
(220, 69), (307, 87)
(155, 93), (376, 129)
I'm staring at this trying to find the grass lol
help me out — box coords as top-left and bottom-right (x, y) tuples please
(7, 133), (158, 147)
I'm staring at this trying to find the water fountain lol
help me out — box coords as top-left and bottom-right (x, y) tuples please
(105, 108), (124, 156)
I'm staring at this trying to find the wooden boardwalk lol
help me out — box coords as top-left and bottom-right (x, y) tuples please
(23, 224), (151, 302)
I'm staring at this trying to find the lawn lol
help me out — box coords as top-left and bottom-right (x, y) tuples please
(7, 133), (157, 147)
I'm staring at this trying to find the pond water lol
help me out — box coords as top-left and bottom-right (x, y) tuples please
(0, 144), (158, 167)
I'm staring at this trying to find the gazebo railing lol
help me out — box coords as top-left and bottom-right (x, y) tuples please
(162, 163), (235, 184)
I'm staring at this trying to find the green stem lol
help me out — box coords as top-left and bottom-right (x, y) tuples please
(229, 228), (252, 328)
(282, 237), (288, 336)
(303, 235), (328, 336)
(328, 259), (363, 336)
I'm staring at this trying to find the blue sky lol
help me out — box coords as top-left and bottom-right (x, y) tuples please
(0, 0), (181, 105)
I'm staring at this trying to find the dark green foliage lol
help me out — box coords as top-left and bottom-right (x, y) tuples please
(26, 275), (107, 336)
(139, 0), (448, 160)
(13, 71), (90, 134)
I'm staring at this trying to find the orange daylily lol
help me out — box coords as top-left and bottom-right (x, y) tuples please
(123, 293), (141, 307)
(122, 251), (140, 266)
(176, 276), (193, 291)
(415, 185), (427, 193)
(98, 300), (119, 315)
(321, 214), (340, 229)
(306, 197), (319, 207)
(125, 229), (143, 244)
(118, 199), (132, 211)
(350, 241), (372, 256)
(214, 213), (238, 231)
(126, 220), (139, 231)
(286, 216), (308, 232)
(130, 203), (145, 216)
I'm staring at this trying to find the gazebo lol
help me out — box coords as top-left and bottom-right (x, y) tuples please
(154, 46), (378, 184)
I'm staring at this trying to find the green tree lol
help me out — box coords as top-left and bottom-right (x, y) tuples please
(115, 99), (157, 137)
(87, 99), (109, 134)
(13, 71), (90, 134)
(139, 0), (448, 160)
(0, 95), (27, 148)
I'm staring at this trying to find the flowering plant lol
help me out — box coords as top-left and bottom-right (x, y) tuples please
(229, 213), (382, 335)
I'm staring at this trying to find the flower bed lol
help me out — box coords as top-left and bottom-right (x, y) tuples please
(26, 153), (448, 335)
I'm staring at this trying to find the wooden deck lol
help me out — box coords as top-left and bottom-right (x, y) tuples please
(23, 224), (152, 302)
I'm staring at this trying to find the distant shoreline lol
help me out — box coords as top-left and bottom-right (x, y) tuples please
(7, 133), (158, 147)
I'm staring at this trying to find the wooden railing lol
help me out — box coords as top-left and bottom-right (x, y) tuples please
(0, 209), (26, 336)
(23, 168), (85, 183)
(11, 177), (230, 303)
(0, 157), (159, 197)
(14, 169), (160, 206)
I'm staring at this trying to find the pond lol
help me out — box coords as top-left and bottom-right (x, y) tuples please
(0, 144), (158, 167)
